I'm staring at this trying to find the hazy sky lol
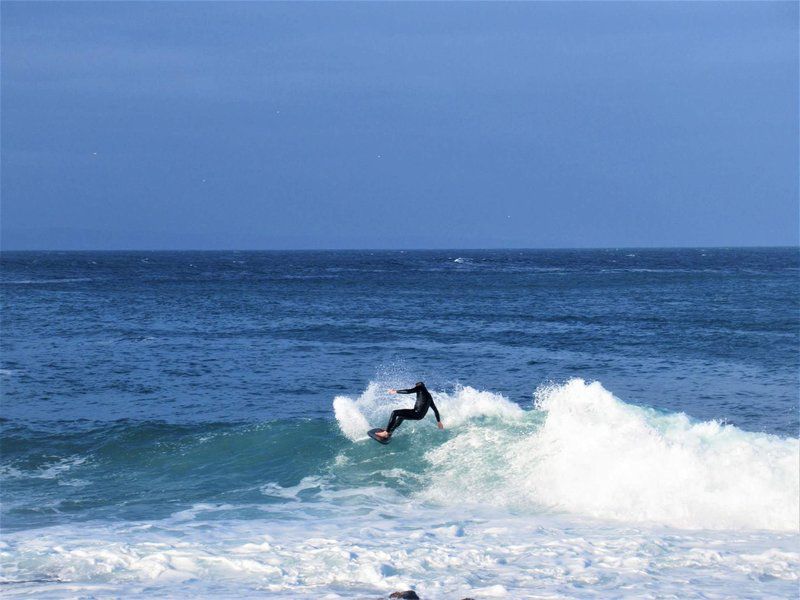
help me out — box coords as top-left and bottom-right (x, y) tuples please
(2, 2), (797, 250)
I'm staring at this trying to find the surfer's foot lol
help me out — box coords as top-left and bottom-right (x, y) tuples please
(375, 430), (390, 440)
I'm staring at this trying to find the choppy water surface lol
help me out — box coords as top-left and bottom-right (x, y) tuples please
(1, 249), (798, 598)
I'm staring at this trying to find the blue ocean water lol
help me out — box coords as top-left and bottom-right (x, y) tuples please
(1, 249), (798, 598)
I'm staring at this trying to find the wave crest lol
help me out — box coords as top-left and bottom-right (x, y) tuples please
(419, 379), (799, 531)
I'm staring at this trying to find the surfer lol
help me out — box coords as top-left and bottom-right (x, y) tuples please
(373, 381), (443, 440)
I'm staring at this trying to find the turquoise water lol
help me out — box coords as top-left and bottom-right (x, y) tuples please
(1, 249), (798, 597)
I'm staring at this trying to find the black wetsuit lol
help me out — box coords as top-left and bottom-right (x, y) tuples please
(385, 382), (441, 434)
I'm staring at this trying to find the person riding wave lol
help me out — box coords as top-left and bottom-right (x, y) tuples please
(374, 381), (444, 440)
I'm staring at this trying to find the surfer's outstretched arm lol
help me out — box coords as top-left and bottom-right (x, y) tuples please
(395, 386), (419, 394)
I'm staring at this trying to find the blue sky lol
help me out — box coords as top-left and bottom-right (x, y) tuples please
(1, 2), (797, 250)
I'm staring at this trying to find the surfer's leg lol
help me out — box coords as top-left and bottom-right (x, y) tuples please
(381, 408), (425, 438)
(384, 409), (418, 435)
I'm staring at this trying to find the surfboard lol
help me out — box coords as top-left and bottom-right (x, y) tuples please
(368, 428), (391, 445)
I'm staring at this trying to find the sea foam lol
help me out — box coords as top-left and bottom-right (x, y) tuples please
(423, 379), (799, 531)
(335, 378), (799, 531)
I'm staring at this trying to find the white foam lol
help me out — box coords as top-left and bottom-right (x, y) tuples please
(434, 385), (525, 427)
(1, 511), (797, 598)
(423, 379), (800, 531)
(1, 456), (87, 480)
(332, 395), (372, 441)
(260, 476), (325, 500)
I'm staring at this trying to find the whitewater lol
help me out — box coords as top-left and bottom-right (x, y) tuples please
(2, 379), (797, 598)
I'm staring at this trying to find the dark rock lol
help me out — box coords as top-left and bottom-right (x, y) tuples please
(389, 592), (420, 599)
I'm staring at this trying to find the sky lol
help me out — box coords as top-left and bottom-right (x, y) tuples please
(1, 2), (798, 250)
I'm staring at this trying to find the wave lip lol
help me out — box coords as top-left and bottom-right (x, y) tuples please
(422, 379), (799, 531)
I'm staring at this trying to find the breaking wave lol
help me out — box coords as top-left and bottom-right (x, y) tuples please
(335, 379), (799, 531)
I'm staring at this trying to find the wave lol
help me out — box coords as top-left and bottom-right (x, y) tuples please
(335, 379), (799, 531)
(0, 419), (346, 531)
(3, 379), (797, 534)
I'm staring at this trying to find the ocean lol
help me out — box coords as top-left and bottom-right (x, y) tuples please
(0, 248), (798, 598)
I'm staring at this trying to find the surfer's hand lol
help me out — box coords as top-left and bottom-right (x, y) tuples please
(387, 389), (397, 394)
(437, 421), (444, 430)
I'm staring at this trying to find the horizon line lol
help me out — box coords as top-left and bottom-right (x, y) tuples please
(1, 245), (798, 253)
